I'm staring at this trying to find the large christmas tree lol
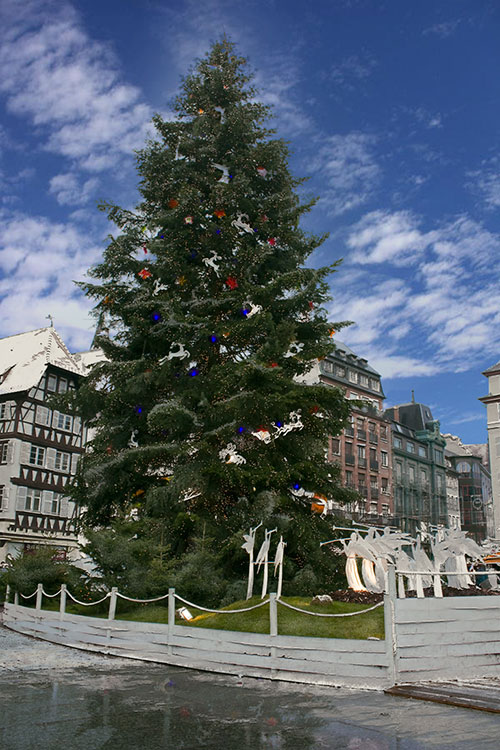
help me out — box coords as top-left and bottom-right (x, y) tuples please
(72, 39), (352, 599)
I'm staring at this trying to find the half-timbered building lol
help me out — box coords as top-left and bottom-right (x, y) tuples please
(0, 327), (101, 563)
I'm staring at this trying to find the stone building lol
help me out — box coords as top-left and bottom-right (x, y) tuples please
(479, 360), (500, 540)
(318, 341), (393, 524)
(444, 434), (493, 542)
(383, 402), (447, 536)
(444, 456), (461, 532)
(0, 327), (101, 563)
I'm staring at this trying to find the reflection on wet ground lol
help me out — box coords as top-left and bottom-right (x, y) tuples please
(1, 662), (499, 750)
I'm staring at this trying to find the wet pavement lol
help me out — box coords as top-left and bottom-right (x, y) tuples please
(1, 622), (499, 749)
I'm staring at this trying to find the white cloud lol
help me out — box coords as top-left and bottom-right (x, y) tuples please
(330, 210), (500, 379)
(347, 210), (436, 264)
(423, 19), (462, 37)
(328, 54), (377, 89)
(0, 208), (102, 349)
(313, 133), (380, 216)
(49, 172), (99, 206)
(0, 0), (154, 171)
(468, 159), (500, 210)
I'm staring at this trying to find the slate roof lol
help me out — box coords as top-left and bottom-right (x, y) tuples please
(0, 327), (95, 396)
(327, 339), (381, 377)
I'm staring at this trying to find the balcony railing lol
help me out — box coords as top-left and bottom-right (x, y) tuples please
(370, 459), (379, 470)
(358, 485), (368, 497)
(345, 453), (355, 465)
(358, 457), (366, 468)
(357, 430), (367, 441)
(369, 433), (378, 444)
(370, 488), (379, 500)
(344, 427), (354, 437)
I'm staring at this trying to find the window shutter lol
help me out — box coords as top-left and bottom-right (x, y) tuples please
(70, 453), (79, 475)
(16, 486), (27, 510)
(35, 405), (50, 425)
(20, 442), (31, 464)
(43, 490), (53, 514)
(52, 410), (59, 428)
(60, 496), (69, 517)
(46, 448), (56, 470)
(7, 440), (15, 464)
(73, 416), (81, 433)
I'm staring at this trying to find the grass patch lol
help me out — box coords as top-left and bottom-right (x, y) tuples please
(28, 595), (384, 639)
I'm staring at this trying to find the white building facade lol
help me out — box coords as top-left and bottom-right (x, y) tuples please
(480, 360), (500, 540)
(0, 327), (100, 563)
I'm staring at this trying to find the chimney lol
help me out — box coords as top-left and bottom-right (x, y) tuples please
(393, 406), (400, 422)
(411, 389), (415, 404)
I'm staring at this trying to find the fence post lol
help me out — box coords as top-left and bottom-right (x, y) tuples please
(5, 584), (10, 604)
(269, 592), (278, 637)
(433, 572), (443, 598)
(384, 564), (398, 686)
(59, 584), (67, 620)
(35, 583), (43, 613)
(108, 587), (118, 621)
(167, 588), (175, 654)
(14, 591), (19, 606)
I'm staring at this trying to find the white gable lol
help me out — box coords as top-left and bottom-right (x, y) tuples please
(0, 327), (83, 396)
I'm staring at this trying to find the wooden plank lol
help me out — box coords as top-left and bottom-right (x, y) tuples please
(397, 641), (500, 658)
(395, 618), (500, 635)
(397, 630), (500, 648)
(386, 684), (500, 713)
(273, 646), (389, 667)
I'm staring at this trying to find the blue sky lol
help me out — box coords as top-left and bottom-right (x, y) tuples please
(0, 0), (499, 443)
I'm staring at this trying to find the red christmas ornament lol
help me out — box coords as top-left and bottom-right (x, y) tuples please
(257, 166), (267, 177)
(308, 301), (314, 309)
(268, 237), (276, 246)
(225, 276), (238, 290)
(106, 444), (113, 455)
(143, 244), (147, 254)
(260, 214), (269, 222)
(168, 199), (179, 209)
(270, 362), (278, 368)
(138, 268), (152, 279)
(214, 209), (226, 218)
(310, 405), (320, 414)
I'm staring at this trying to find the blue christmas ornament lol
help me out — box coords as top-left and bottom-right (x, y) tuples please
(151, 312), (161, 322)
(189, 369), (199, 377)
(210, 335), (218, 343)
(293, 483), (300, 490)
(135, 405), (143, 415)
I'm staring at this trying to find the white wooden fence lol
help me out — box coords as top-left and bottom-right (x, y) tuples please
(4, 567), (500, 688)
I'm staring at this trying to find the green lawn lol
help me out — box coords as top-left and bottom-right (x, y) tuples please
(26, 594), (385, 640)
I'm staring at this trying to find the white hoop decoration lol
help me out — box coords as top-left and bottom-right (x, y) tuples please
(219, 442), (247, 465)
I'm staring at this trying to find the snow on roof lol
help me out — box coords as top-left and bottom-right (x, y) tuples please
(72, 347), (108, 374)
(0, 327), (84, 396)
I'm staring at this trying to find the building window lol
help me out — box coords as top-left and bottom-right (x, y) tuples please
(381, 451), (388, 467)
(47, 374), (57, 392)
(51, 494), (61, 515)
(381, 477), (389, 491)
(0, 485), (5, 509)
(456, 461), (471, 474)
(408, 465), (415, 483)
(420, 469), (428, 484)
(380, 425), (387, 439)
(435, 449), (444, 464)
(360, 375), (369, 386)
(322, 361), (333, 373)
(29, 446), (45, 466)
(0, 441), (9, 465)
(349, 370), (358, 383)
(368, 422), (376, 433)
(56, 413), (73, 431)
(25, 488), (41, 512)
(345, 470), (353, 487)
(0, 403), (12, 420)
(395, 461), (402, 479)
(371, 380), (380, 391)
(418, 446), (427, 458)
(394, 437), (402, 449)
(370, 476), (378, 488)
(407, 442), (415, 454)
(336, 365), (346, 378)
(54, 451), (70, 471)
(58, 378), (68, 394)
(35, 406), (51, 426)
(358, 445), (366, 459)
